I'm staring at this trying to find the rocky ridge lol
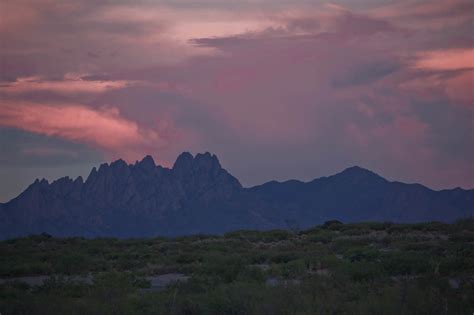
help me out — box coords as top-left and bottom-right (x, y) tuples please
(1, 152), (472, 238)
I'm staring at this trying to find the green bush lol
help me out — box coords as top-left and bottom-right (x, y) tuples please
(337, 261), (384, 282)
(381, 251), (431, 276)
(260, 230), (292, 242)
(344, 246), (380, 262)
(306, 230), (335, 243)
(323, 220), (344, 230)
(54, 251), (89, 274)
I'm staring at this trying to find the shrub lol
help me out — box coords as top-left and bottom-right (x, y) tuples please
(381, 251), (431, 276)
(260, 230), (292, 242)
(322, 220), (344, 230)
(344, 246), (380, 262)
(337, 261), (384, 282)
(307, 230), (335, 244)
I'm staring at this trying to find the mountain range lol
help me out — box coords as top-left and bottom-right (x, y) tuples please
(0, 152), (472, 239)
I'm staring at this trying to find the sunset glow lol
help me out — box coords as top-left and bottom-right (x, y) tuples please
(0, 0), (473, 201)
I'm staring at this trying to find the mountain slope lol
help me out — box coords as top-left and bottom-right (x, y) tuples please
(249, 166), (473, 225)
(0, 153), (472, 238)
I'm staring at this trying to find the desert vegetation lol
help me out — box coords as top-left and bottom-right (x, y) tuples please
(1, 219), (473, 314)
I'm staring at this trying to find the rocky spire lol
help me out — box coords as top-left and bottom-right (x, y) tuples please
(172, 152), (194, 176)
(137, 155), (156, 171)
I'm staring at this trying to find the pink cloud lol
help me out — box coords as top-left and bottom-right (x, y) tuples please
(372, 0), (473, 30)
(445, 70), (473, 106)
(0, 74), (186, 97)
(414, 49), (474, 71)
(400, 68), (473, 108)
(0, 75), (132, 95)
(0, 101), (165, 161)
(0, 2), (41, 32)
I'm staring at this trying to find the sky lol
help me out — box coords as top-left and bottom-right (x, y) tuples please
(0, 0), (473, 202)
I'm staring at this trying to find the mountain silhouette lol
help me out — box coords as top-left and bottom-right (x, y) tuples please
(0, 152), (472, 238)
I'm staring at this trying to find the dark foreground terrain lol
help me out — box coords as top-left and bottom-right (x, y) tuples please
(1, 220), (473, 314)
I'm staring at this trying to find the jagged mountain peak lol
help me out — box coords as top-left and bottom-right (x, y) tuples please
(74, 176), (84, 185)
(31, 178), (49, 187)
(110, 158), (128, 168)
(96, 162), (112, 176)
(195, 152), (221, 167)
(53, 176), (72, 182)
(173, 151), (194, 171)
(136, 155), (156, 170)
(86, 166), (98, 182)
(173, 151), (222, 174)
(194, 152), (222, 174)
(2, 153), (472, 239)
(171, 152), (242, 191)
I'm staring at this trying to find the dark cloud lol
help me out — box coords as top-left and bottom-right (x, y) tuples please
(0, 128), (103, 167)
(0, 128), (103, 202)
(334, 11), (397, 36)
(332, 61), (401, 88)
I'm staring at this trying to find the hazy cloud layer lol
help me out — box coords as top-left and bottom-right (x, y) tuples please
(0, 0), (472, 201)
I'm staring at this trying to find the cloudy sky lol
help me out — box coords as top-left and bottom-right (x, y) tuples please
(0, 0), (473, 201)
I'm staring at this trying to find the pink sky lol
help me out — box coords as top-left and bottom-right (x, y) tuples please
(0, 0), (473, 200)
